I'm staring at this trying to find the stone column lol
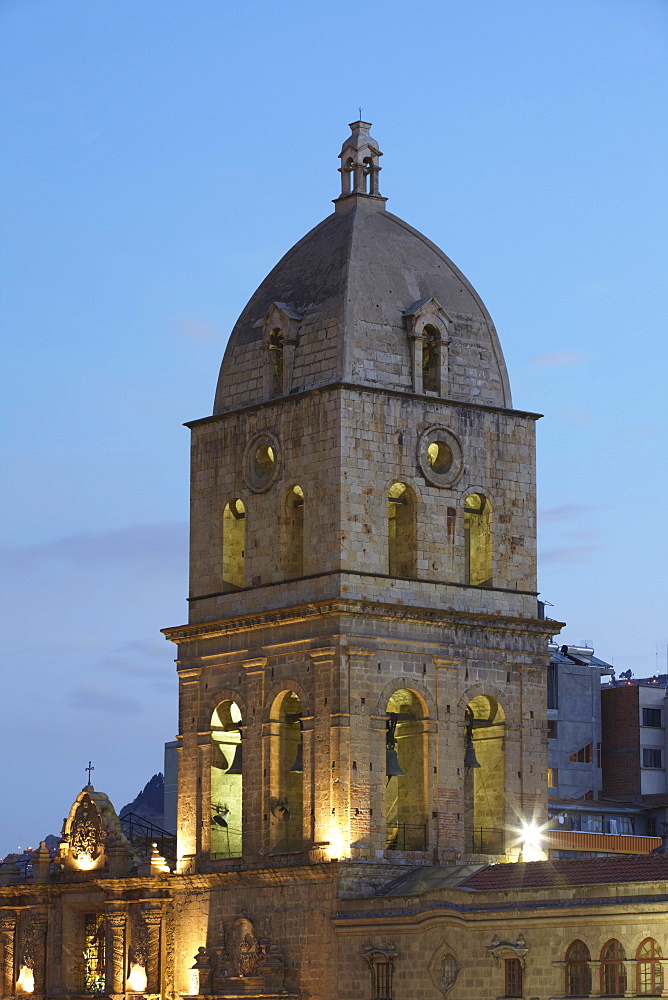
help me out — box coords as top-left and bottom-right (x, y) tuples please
(105, 912), (126, 998)
(0, 913), (16, 999)
(242, 657), (267, 859)
(309, 648), (336, 850)
(589, 960), (602, 998)
(176, 667), (200, 872)
(30, 912), (48, 998)
(143, 910), (162, 997)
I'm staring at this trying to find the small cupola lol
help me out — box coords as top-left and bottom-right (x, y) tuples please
(336, 120), (386, 206)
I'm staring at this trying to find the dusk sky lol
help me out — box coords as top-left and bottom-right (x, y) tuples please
(1, 0), (666, 855)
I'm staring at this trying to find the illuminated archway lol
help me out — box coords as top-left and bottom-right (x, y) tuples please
(210, 699), (243, 857)
(464, 695), (505, 854)
(222, 499), (245, 590)
(269, 690), (304, 854)
(385, 688), (427, 851)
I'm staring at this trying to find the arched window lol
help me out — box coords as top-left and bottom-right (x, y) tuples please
(637, 938), (663, 996)
(388, 482), (417, 579)
(282, 485), (304, 579)
(422, 324), (441, 394)
(565, 941), (591, 997)
(269, 690), (304, 854)
(210, 699), (243, 857)
(269, 328), (284, 397)
(464, 695), (505, 855)
(222, 499), (245, 591)
(464, 493), (493, 587)
(600, 940), (626, 997)
(385, 689), (427, 851)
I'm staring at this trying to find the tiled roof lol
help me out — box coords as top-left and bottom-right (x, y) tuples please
(459, 854), (668, 890)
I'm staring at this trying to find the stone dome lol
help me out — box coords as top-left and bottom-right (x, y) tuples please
(213, 122), (511, 414)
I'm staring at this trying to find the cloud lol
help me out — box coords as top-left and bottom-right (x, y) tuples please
(538, 504), (595, 523)
(0, 522), (188, 572)
(530, 350), (589, 368)
(554, 405), (594, 425)
(622, 424), (660, 440)
(68, 684), (144, 715)
(172, 316), (219, 342)
(539, 545), (601, 564)
(97, 639), (174, 679)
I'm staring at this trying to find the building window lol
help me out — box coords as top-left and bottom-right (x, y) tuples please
(505, 957), (523, 997)
(596, 741), (602, 767)
(569, 743), (593, 763)
(388, 483), (417, 578)
(565, 940), (591, 997)
(643, 748), (663, 769)
(642, 708), (662, 728)
(269, 328), (284, 396)
(464, 493), (492, 587)
(637, 938), (663, 995)
(547, 719), (558, 739)
(222, 499), (245, 590)
(601, 939), (627, 997)
(422, 324), (440, 393)
(83, 914), (106, 993)
(547, 767), (558, 788)
(374, 959), (392, 999)
(547, 663), (558, 709)
(282, 485), (304, 579)
(646, 817), (657, 836)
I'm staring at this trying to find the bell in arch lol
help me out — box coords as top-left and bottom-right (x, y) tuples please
(464, 727), (481, 768)
(225, 742), (243, 775)
(386, 744), (405, 778)
(289, 741), (303, 773)
(385, 712), (405, 778)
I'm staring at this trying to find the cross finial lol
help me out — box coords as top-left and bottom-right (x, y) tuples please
(358, 106), (363, 120)
(85, 761), (94, 784)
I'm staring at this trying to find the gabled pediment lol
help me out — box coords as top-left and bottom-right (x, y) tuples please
(404, 297), (453, 339)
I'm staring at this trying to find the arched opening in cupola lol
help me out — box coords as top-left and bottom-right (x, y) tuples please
(268, 328), (284, 396)
(388, 482), (417, 578)
(269, 690), (304, 854)
(210, 699), (243, 858)
(282, 485), (304, 579)
(385, 688), (427, 851)
(464, 493), (493, 587)
(463, 695), (506, 855)
(222, 499), (245, 591)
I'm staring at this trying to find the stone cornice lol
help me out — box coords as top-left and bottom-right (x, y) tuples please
(186, 380), (542, 429)
(163, 599), (563, 646)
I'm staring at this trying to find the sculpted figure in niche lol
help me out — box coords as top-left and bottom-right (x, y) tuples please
(70, 794), (102, 862)
(236, 934), (260, 978)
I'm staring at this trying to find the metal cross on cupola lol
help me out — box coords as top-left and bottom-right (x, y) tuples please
(85, 761), (94, 785)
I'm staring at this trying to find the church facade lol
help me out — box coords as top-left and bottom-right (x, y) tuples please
(1, 122), (666, 1000)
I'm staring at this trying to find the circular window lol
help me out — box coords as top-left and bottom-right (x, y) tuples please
(417, 426), (463, 487)
(427, 440), (453, 475)
(244, 432), (281, 492)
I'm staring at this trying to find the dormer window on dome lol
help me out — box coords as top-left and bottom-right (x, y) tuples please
(261, 302), (301, 398)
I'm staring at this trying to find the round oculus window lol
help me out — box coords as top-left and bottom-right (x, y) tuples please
(417, 426), (463, 487)
(244, 432), (281, 492)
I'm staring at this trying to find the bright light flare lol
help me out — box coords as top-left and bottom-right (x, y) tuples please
(507, 812), (550, 862)
(187, 969), (200, 996)
(17, 966), (34, 993)
(326, 827), (346, 861)
(126, 964), (147, 992)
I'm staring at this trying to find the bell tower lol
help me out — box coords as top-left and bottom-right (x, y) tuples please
(163, 122), (560, 873)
